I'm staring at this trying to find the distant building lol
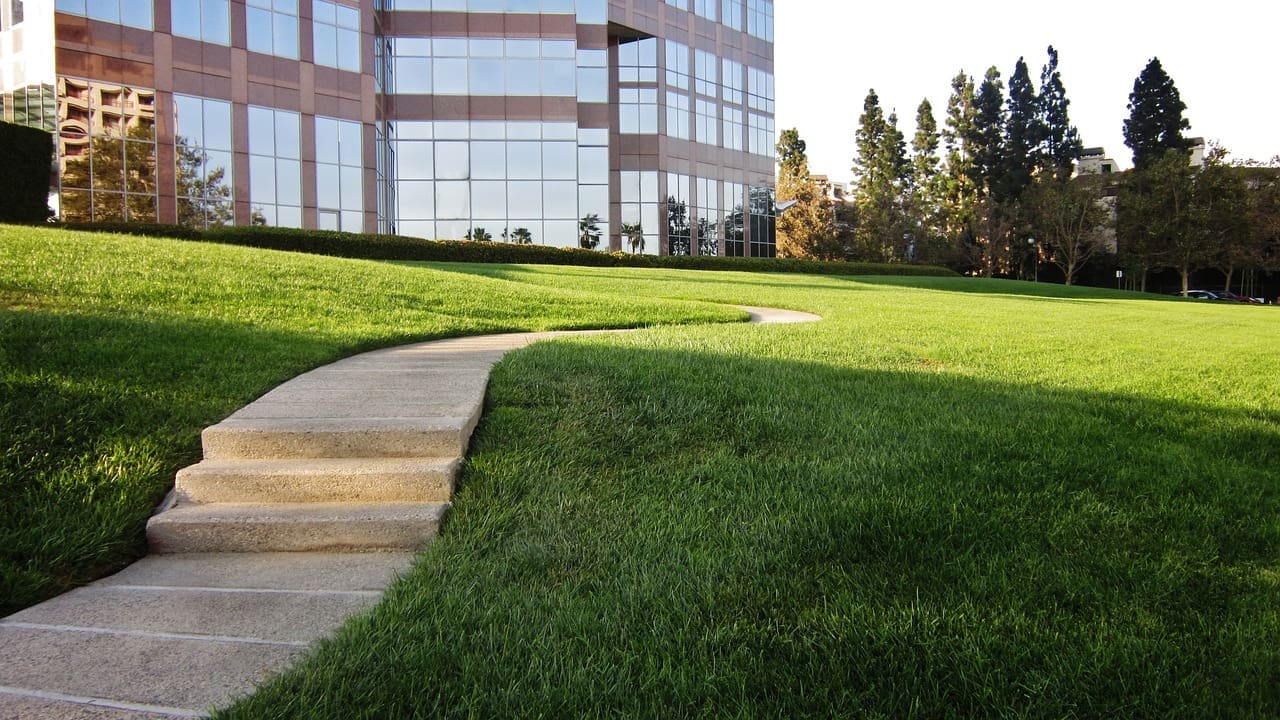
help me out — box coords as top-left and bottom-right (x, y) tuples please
(0, 0), (778, 256)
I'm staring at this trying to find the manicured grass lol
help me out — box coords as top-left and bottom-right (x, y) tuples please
(219, 266), (1280, 718)
(0, 225), (738, 615)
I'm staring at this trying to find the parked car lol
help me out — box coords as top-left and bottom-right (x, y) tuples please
(1179, 290), (1225, 300)
(1214, 290), (1263, 304)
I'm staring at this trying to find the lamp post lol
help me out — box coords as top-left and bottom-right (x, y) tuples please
(1028, 237), (1038, 283)
(1116, 269), (1124, 290)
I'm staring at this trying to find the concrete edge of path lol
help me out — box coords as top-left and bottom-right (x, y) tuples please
(0, 303), (822, 718)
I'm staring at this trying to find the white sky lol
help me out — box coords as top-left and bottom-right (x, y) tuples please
(775, 0), (1280, 185)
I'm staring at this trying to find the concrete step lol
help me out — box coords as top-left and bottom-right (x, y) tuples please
(201, 416), (479, 460)
(175, 457), (459, 505)
(147, 502), (448, 554)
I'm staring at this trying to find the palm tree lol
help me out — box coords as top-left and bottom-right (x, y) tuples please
(466, 226), (492, 242)
(578, 213), (602, 250)
(511, 227), (533, 244)
(621, 222), (645, 253)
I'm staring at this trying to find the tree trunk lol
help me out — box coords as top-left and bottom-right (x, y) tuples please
(1064, 258), (1076, 285)
(1223, 266), (1235, 294)
(1140, 268), (1149, 293)
(1180, 265), (1190, 295)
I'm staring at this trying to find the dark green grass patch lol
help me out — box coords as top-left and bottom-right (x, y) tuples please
(0, 224), (737, 614)
(220, 270), (1279, 717)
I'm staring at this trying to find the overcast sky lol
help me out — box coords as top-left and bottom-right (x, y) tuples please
(775, 0), (1280, 185)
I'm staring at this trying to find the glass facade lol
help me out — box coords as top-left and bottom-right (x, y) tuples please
(173, 94), (233, 228)
(248, 105), (302, 227)
(172, 0), (229, 45)
(57, 77), (157, 222)
(24, 0), (774, 256)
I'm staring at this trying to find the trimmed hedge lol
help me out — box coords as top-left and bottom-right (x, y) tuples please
(56, 222), (959, 278)
(0, 122), (54, 223)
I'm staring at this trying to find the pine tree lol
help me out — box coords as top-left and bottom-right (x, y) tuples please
(851, 90), (910, 260)
(1123, 57), (1191, 170)
(1038, 46), (1082, 180)
(999, 57), (1040, 202)
(907, 98), (943, 261)
(969, 66), (1006, 199)
(940, 71), (978, 256)
(777, 128), (807, 178)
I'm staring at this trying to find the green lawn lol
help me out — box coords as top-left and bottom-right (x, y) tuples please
(0, 225), (737, 614)
(219, 265), (1280, 718)
(3, 226), (1278, 716)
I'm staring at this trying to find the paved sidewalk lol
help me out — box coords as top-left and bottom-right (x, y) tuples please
(0, 306), (819, 718)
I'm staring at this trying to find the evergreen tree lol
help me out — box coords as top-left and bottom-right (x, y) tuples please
(777, 128), (807, 178)
(908, 98), (943, 262)
(1038, 46), (1082, 180)
(1123, 57), (1191, 170)
(999, 57), (1040, 202)
(969, 66), (1006, 199)
(967, 67), (1014, 276)
(851, 90), (910, 260)
(940, 71), (978, 260)
(775, 127), (837, 260)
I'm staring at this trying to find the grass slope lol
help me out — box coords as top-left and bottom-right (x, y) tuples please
(220, 267), (1280, 718)
(0, 225), (737, 614)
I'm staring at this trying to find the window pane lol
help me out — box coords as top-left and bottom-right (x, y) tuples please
(543, 180), (576, 218)
(276, 158), (301, 204)
(435, 181), (469, 219)
(542, 142), (575, 180)
(471, 180), (505, 219)
(435, 141), (469, 180)
(471, 141), (506, 179)
(171, 0), (200, 38)
(508, 142), (540, 179)
(434, 58), (468, 95)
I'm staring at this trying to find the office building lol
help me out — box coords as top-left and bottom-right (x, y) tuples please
(0, 0), (776, 255)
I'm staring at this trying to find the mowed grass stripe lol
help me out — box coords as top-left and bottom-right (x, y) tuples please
(0, 225), (737, 614)
(217, 266), (1279, 717)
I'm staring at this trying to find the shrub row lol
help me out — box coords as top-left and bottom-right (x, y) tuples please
(56, 222), (959, 278)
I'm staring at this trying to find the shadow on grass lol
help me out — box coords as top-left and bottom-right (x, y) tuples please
(220, 339), (1280, 719)
(0, 309), (344, 615)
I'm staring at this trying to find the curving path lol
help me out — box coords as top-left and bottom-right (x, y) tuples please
(0, 305), (819, 719)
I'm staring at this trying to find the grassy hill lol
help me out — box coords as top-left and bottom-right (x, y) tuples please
(3, 224), (1278, 716)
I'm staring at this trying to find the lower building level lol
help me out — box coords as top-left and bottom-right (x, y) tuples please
(1, 0), (777, 256)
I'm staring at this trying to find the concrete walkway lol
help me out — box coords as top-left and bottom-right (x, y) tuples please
(0, 306), (819, 719)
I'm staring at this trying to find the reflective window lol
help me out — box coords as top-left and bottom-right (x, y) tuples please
(749, 185), (776, 257)
(722, 58), (744, 105)
(171, 0), (229, 45)
(376, 121), (395, 234)
(577, 0), (605, 24)
(619, 88), (658, 134)
(56, 0), (152, 29)
(314, 0), (361, 73)
(246, 0), (298, 59)
(577, 49), (607, 104)
(620, 170), (659, 255)
(248, 106), (301, 227)
(696, 176), (719, 256)
(748, 66), (775, 113)
(694, 50), (717, 97)
(722, 107), (743, 151)
(388, 121), (609, 248)
(316, 116), (363, 232)
(666, 91), (689, 140)
(694, 0), (715, 20)
(617, 38), (657, 84)
(665, 40), (689, 90)
(174, 94), (233, 228)
(749, 112), (774, 157)
(721, 0), (742, 30)
(663, 0), (688, 9)
(388, 37), (578, 96)
(57, 78), (158, 223)
(746, 0), (773, 41)
(666, 173), (691, 256)
(723, 181), (745, 256)
(3, 83), (56, 132)
(695, 99), (717, 146)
